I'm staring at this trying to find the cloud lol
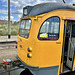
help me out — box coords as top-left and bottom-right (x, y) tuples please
(0, 9), (8, 14)
(1, 0), (7, 2)
(0, 16), (14, 21)
(10, 16), (14, 20)
(18, 14), (22, 18)
(11, 0), (19, 5)
(1, 0), (74, 21)
(11, 9), (23, 14)
(44, 0), (57, 2)
(1, 16), (8, 20)
(72, 0), (75, 2)
(10, 0), (57, 14)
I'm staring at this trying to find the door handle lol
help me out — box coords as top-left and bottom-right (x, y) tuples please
(20, 39), (22, 41)
(56, 42), (61, 44)
(20, 45), (22, 48)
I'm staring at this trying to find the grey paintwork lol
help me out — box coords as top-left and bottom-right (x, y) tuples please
(16, 56), (59, 75)
(30, 66), (59, 75)
(23, 2), (75, 17)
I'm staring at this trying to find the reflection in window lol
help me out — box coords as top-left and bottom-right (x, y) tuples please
(39, 17), (60, 40)
(19, 20), (31, 38)
(20, 20), (25, 29)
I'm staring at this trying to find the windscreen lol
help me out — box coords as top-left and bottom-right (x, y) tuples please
(38, 17), (60, 40)
(19, 19), (31, 38)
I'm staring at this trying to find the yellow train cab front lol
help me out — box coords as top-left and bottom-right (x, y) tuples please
(17, 2), (75, 75)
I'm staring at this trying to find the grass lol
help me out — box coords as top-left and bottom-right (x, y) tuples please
(0, 25), (19, 36)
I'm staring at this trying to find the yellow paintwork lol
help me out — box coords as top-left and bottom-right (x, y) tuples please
(73, 56), (75, 70)
(17, 9), (75, 74)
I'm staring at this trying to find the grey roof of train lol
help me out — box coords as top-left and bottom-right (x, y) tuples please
(24, 2), (75, 17)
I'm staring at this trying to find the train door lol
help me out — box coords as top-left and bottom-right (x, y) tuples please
(66, 21), (74, 69)
(63, 21), (75, 72)
(18, 19), (31, 63)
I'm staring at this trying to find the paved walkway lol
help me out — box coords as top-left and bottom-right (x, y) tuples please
(0, 36), (17, 43)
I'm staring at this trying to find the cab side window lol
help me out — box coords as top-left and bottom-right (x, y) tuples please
(19, 20), (31, 38)
(38, 17), (60, 40)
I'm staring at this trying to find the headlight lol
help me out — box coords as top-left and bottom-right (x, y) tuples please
(24, 9), (28, 16)
(23, 6), (33, 16)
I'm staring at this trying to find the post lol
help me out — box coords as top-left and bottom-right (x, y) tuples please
(8, 0), (11, 38)
(62, 0), (65, 3)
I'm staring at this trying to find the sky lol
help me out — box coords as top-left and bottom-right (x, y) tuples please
(0, 0), (75, 21)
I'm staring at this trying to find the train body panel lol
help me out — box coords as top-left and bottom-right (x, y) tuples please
(17, 2), (75, 75)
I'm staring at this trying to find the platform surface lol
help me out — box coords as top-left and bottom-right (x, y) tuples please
(0, 36), (17, 43)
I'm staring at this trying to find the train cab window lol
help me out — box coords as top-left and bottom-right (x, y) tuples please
(19, 19), (31, 38)
(38, 17), (60, 40)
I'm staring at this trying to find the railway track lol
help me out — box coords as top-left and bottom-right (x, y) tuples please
(0, 43), (17, 64)
(0, 43), (16, 50)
